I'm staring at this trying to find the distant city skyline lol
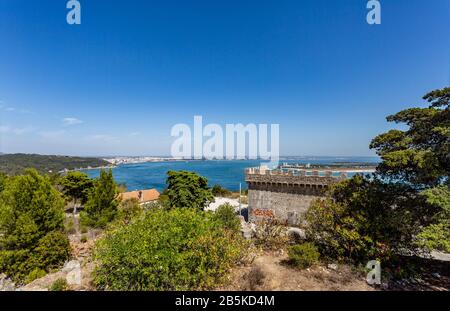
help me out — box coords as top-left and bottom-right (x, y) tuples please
(1, 0), (449, 157)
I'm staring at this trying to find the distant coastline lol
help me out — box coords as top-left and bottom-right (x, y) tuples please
(82, 157), (379, 192)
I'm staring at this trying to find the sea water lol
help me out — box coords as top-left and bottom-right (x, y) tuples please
(82, 157), (379, 192)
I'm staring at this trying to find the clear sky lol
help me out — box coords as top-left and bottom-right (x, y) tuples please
(0, 0), (449, 156)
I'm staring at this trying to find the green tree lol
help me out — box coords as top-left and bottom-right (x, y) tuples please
(306, 175), (422, 262)
(370, 87), (450, 252)
(370, 87), (449, 187)
(60, 171), (94, 212)
(306, 87), (450, 260)
(0, 169), (70, 282)
(416, 186), (450, 252)
(166, 171), (214, 210)
(80, 169), (118, 228)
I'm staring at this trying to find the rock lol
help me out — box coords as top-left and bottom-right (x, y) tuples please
(63, 260), (82, 286)
(287, 228), (306, 240)
(0, 274), (16, 291)
(241, 222), (255, 239)
(432, 272), (441, 279)
(66, 269), (81, 286)
(17, 285), (48, 291)
(63, 260), (81, 273)
(276, 249), (284, 256)
(327, 263), (338, 271)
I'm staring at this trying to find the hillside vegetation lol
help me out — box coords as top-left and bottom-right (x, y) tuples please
(0, 154), (110, 175)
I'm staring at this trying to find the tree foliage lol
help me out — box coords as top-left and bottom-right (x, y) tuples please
(166, 171), (214, 210)
(60, 171), (94, 205)
(370, 87), (449, 187)
(211, 184), (232, 197)
(307, 87), (450, 260)
(0, 153), (110, 175)
(0, 169), (70, 282)
(80, 169), (118, 228)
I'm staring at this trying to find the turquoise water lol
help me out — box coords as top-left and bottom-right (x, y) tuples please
(82, 157), (379, 192)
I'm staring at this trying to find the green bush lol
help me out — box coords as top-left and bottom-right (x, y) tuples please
(0, 169), (71, 283)
(211, 185), (232, 197)
(288, 243), (320, 269)
(305, 176), (423, 262)
(116, 198), (142, 225)
(50, 278), (68, 291)
(415, 186), (450, 253)
(33, 231), (71, 270)
(213, 203), (241, 232)
(80, 225), (88, 234)
(25, 268), (46, 284)
(93, 208), (245, 290)
(65, 218), (76, 234)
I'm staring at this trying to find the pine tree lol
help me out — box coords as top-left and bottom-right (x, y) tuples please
(81, 169), (118, 228)
(0, 169), (70, 282)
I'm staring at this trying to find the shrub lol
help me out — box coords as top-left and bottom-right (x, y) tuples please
(65, 218), (76, 234)
(80, 225), (88, 234)
(0, 169), (71, 283)
(116, 198), (142, 225)
(25, 268), (46, 284)
(288, 243), (320, 269)
(50, 278), (68, 291)
(158, 194), (169, 202)
(213, 203), (241, 232)
(305, 174), (430, 263)
(245, 266), (265, 290)
(254, 219), (289, 250)
(93, 208), (246, 290)
(211, 185), (232, 197)
(33, 231), (71, 271)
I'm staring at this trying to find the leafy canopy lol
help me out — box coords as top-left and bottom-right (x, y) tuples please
(166, 171), (214, 210)
(60, 171), (94, 204)
(370, 87), (449, 187)
(0, 169), (70, 282)
(307, 87), (450, 259)
(80, 169), (118, 228)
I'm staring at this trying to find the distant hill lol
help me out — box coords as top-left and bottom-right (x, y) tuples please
(0, 154), (110, 175)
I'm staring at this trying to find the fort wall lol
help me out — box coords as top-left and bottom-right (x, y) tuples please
(245, 167), (348, 225)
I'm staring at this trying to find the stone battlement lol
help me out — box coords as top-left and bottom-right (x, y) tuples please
(246, 166), (353, 225)
(245, 167), (348, 187)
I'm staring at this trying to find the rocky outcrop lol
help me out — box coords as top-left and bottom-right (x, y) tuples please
(0, 274), (16, 291)
(18, 259), (86, 291)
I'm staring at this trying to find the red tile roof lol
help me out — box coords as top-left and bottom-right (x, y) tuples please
(119, 189), (160, 203)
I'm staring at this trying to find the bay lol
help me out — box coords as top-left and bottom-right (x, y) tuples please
(82, 157), (379, 192)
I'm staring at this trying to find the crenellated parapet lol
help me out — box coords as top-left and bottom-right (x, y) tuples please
(245, 167), (347, 192)
(245, 166), (354, 225)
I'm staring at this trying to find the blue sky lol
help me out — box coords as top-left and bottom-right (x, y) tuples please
(0, 0), (449, 156)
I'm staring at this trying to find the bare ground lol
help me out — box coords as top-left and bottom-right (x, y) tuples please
(218, 250), (374, 291)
